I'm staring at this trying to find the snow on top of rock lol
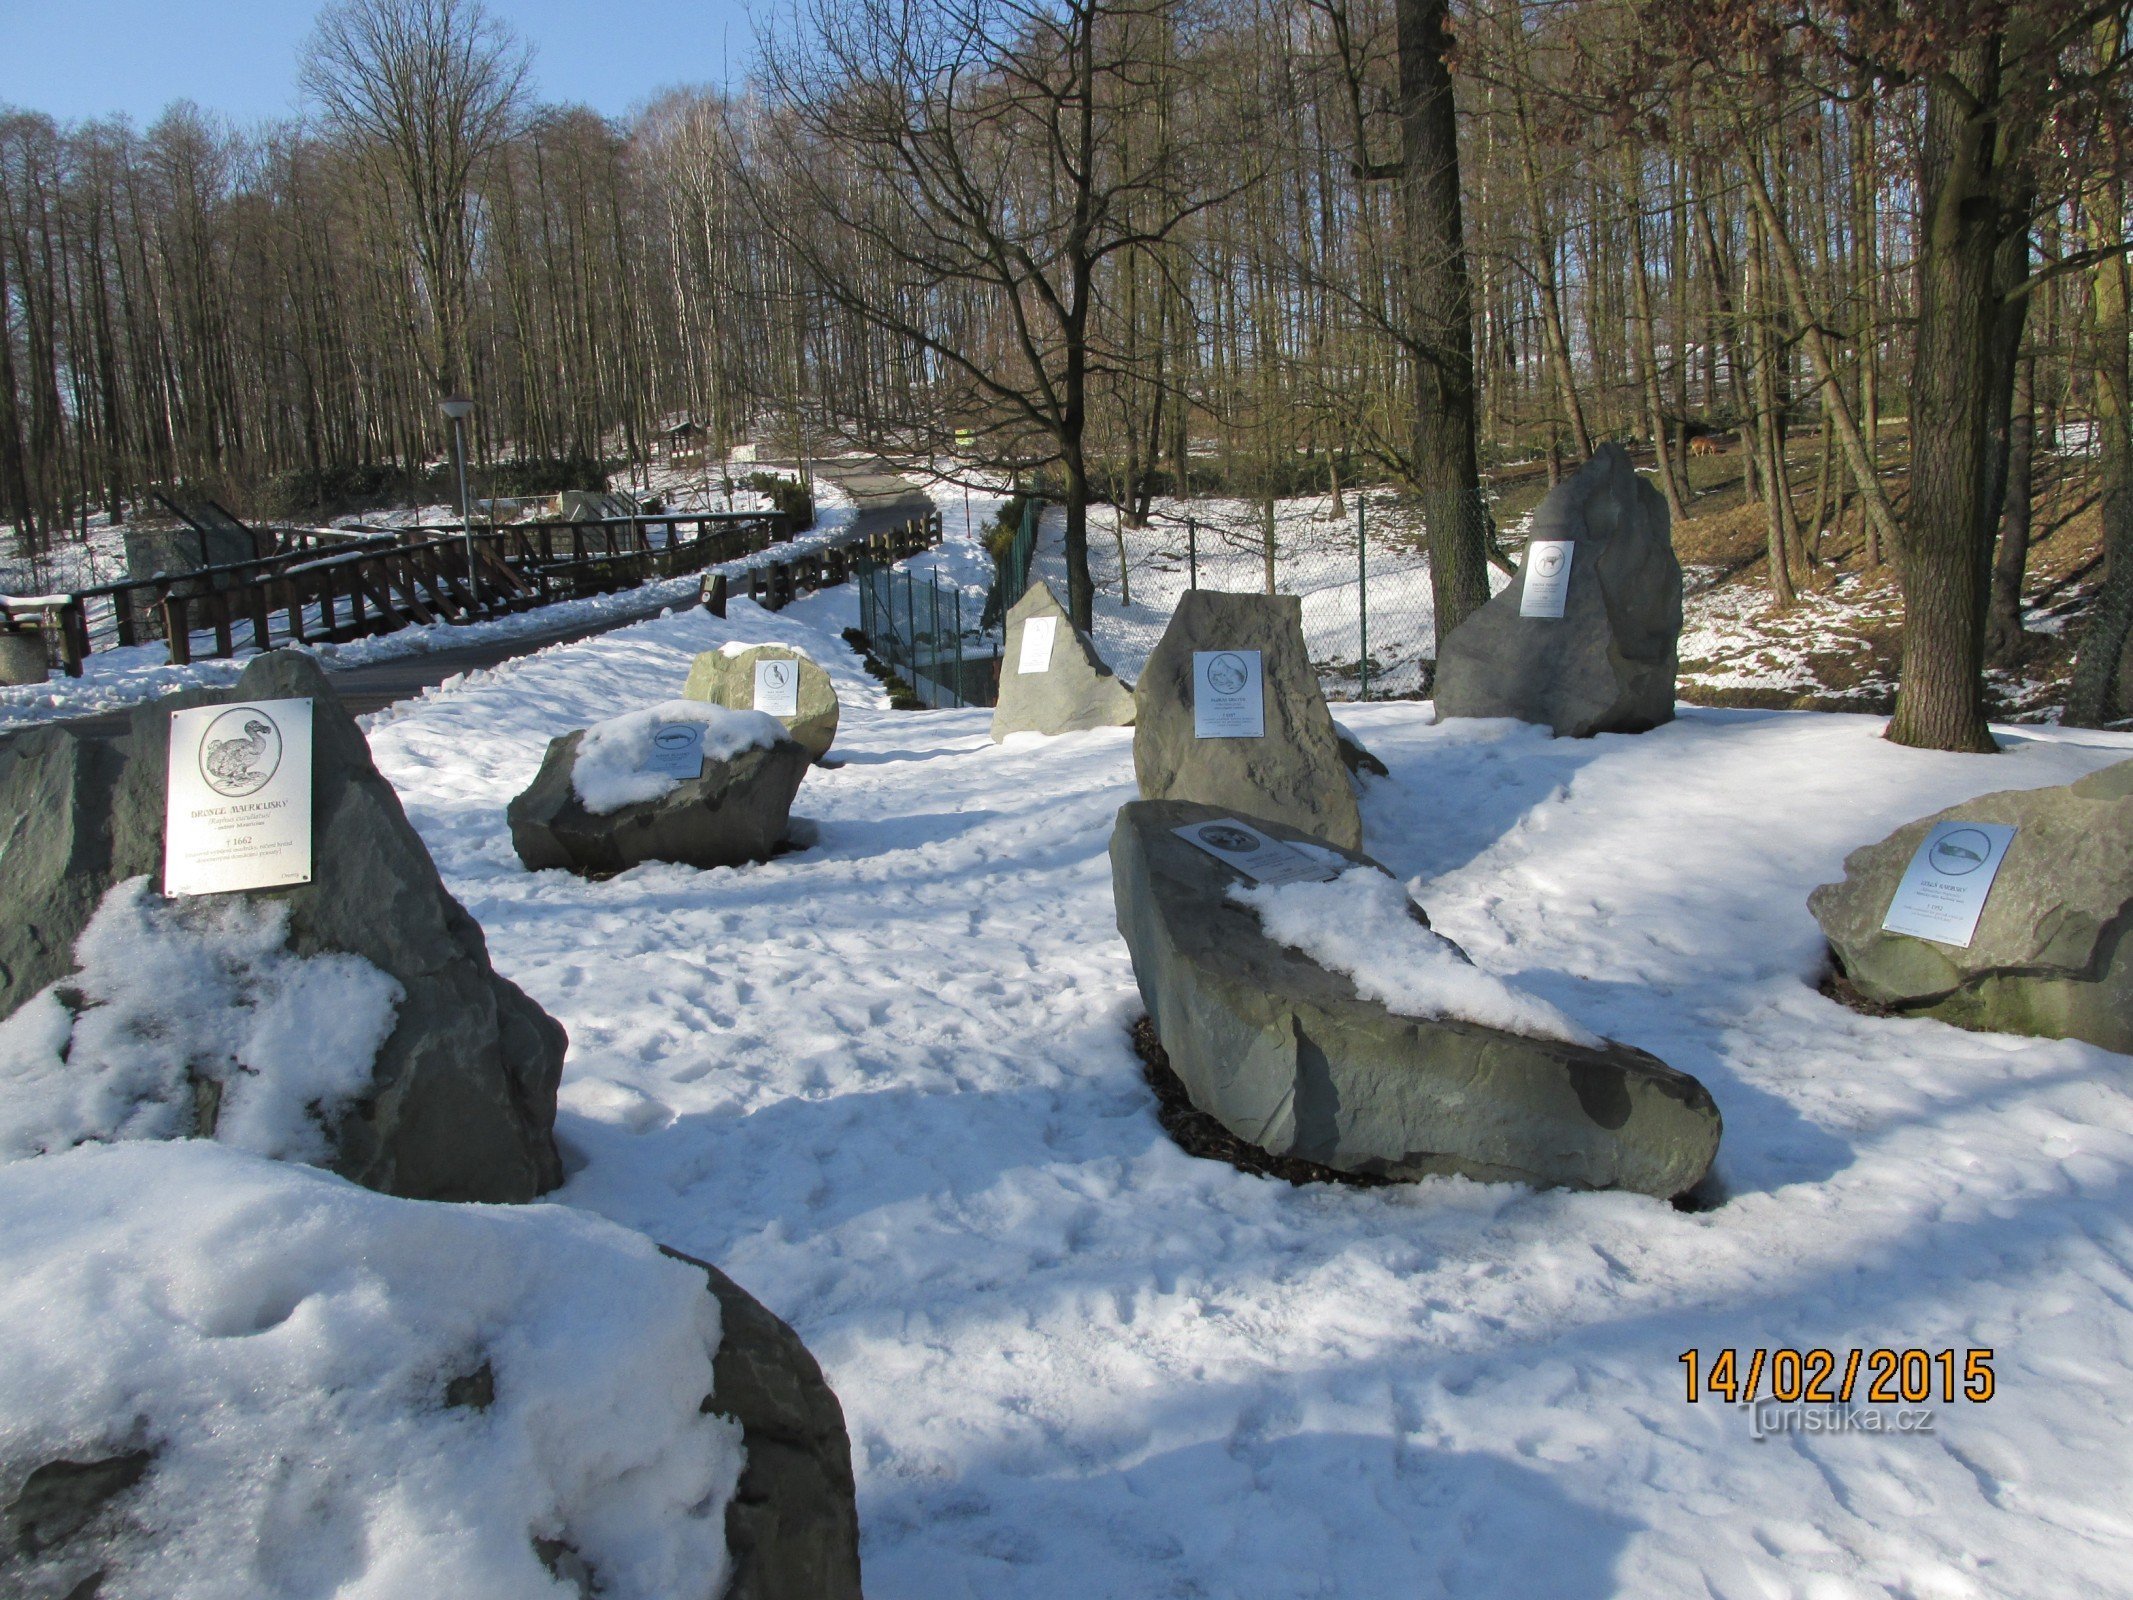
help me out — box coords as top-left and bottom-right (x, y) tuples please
(0, 1139), (740, 1600)
(0, 878), (401, 1165)
(1231, 866), (1602, 1046)
(570, 699), (787, 815)
(718, 639), (815, 662)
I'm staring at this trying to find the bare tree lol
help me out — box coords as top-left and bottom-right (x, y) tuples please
(302, 0), (529, 399)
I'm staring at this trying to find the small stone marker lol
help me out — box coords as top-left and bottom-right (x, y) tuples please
(1173, 817), (1339, 886)
(989, 580), (1135, 742)
(1880, 821), (2017, 947)
(1517, 540), (1574, 619)
(1017, 615), (1059, 674)
(753, 657), (801, 718)
(1192, 650), (1265, 739)
(644, 721), (708, 781)
(164, 697), (314, 896)
(1133, 591), (1361, 850)
(683, 644), (839, 762)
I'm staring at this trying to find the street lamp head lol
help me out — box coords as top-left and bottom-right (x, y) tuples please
(439, 396), (475, 421)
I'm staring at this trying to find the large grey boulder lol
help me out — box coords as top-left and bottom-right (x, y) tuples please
(0, 627), (47, 685)
(669, 1250), (864, 1600)
(0, 651), (565, 1202)
(1809, 760), (2133, 1054)
(1111, 799), (1721, 1197)
(991, 580), (1135, 741)
(508, 727), (809, 876)
(1435, 443), (1681, 737)
(1133, 591), (1363, 851)
(683, 645), (840, 762)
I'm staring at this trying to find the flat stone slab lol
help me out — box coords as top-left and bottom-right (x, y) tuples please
(0, 651), (566, 1203)
(1111, 798), (1721, 1197)
(684, 645), (839, 762)
(1809, 759), (2133, 1054)
(1435, 443), (1681, 737)
(508, 711), (810, 876)
(1133, 591), (1363, 850)
(991, 580), (1134, 741)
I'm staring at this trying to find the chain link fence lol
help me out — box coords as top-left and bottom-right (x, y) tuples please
(856, 556), (1001, 707)
(1026, 489), (1501, 702)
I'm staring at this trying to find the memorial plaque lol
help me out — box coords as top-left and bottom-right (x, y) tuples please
(1174, 817), (1340, 886)
(1518, 540), (1575, 619)
(644, 721), (707, 780)
(1192, 649), (1265, 739)
(753, 657), (801, 717)
(1017, 615), (1059, 675)
(1881, 820), (2018, 948)
(164, 697), (314, 897)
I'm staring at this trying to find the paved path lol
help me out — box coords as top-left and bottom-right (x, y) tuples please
(4, 457), (932, 743)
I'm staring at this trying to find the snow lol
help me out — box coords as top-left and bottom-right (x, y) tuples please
(570, 700), (788, 814)
(343, 588), (2133, 1598)
(1233, 866), (1602, 1046)
(8, 505), (2133, 1594)
(0, 878), (400, 1166)
(0, 1140), (742, 1600)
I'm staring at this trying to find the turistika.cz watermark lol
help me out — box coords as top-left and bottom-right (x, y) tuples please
(1679, 1347), (1994, 1438)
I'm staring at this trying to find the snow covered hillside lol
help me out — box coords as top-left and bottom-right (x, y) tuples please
(350, 584), (2133, 1598)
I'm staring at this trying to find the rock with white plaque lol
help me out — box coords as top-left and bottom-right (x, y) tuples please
(683, 643), (839, 761)
(1132, 590), (1361, 850)
(507, 701), (809, 877)
(1111, 798), (1722, 1197)
(989, 579), (1135, 742)
(1434, 443), (1681, 738)
(1811, 759), (2133, 1054)
(0, 650), (568, 1203)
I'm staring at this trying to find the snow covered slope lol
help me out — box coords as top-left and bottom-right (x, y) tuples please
(348, 591), (2133, 1599)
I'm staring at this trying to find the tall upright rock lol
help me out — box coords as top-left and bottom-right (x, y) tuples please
(1133, 591), (1363, 850)
(1434, 443), (1681, 737)
(0, 651), (566, 1202)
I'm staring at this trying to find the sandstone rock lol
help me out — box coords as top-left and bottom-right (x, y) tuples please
(0, 651), (565, 1203)
(683, 644), (840, 762)
(991, 580), (1135, 741)
(1133, 592), (1363, 851)
(0, 628), (47, 686)
(508, 718), (809, 876)
(1111, 798), (1721, 1197)
(1809, 759), (2133, 1054)
(668, 1249), (865, 1600)
(1434, 443), (1681, 738)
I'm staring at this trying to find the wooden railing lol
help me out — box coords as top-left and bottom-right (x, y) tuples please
(741, 511), (944, 613)
(2, 510), (789, 675)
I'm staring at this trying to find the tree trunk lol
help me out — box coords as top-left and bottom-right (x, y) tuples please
(1397, 0), (1490, 649)
(2067, 170), (2133, 725)
(1986, 351), (2035, 664)
(1887, 40), (2021, 753)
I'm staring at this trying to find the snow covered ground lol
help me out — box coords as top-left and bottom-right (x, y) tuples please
(339, 587), (2133, 1598)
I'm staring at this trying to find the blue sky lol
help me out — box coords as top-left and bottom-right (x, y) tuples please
(0, 0), (763, 128)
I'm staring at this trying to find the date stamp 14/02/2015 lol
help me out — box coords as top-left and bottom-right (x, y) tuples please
(1680, 1348), (1996, 1407)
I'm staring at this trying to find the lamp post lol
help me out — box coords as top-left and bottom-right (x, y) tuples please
(440, 395), (476, 612)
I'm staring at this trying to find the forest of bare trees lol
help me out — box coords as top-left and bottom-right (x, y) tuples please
(2, 0), (2130, 746)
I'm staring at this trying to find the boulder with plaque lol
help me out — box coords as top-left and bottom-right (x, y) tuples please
(1111, 798), (1721, 1197)
(0, 650), (567, 1202)
(683, 643), (840, 762)
(507, 700), (810, 876)
(1810, 760), (2133, 1053)
(1434, 442), (1681, 738)
(990, 579), (1135, 742)
(1132, 590), (1363, 851)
